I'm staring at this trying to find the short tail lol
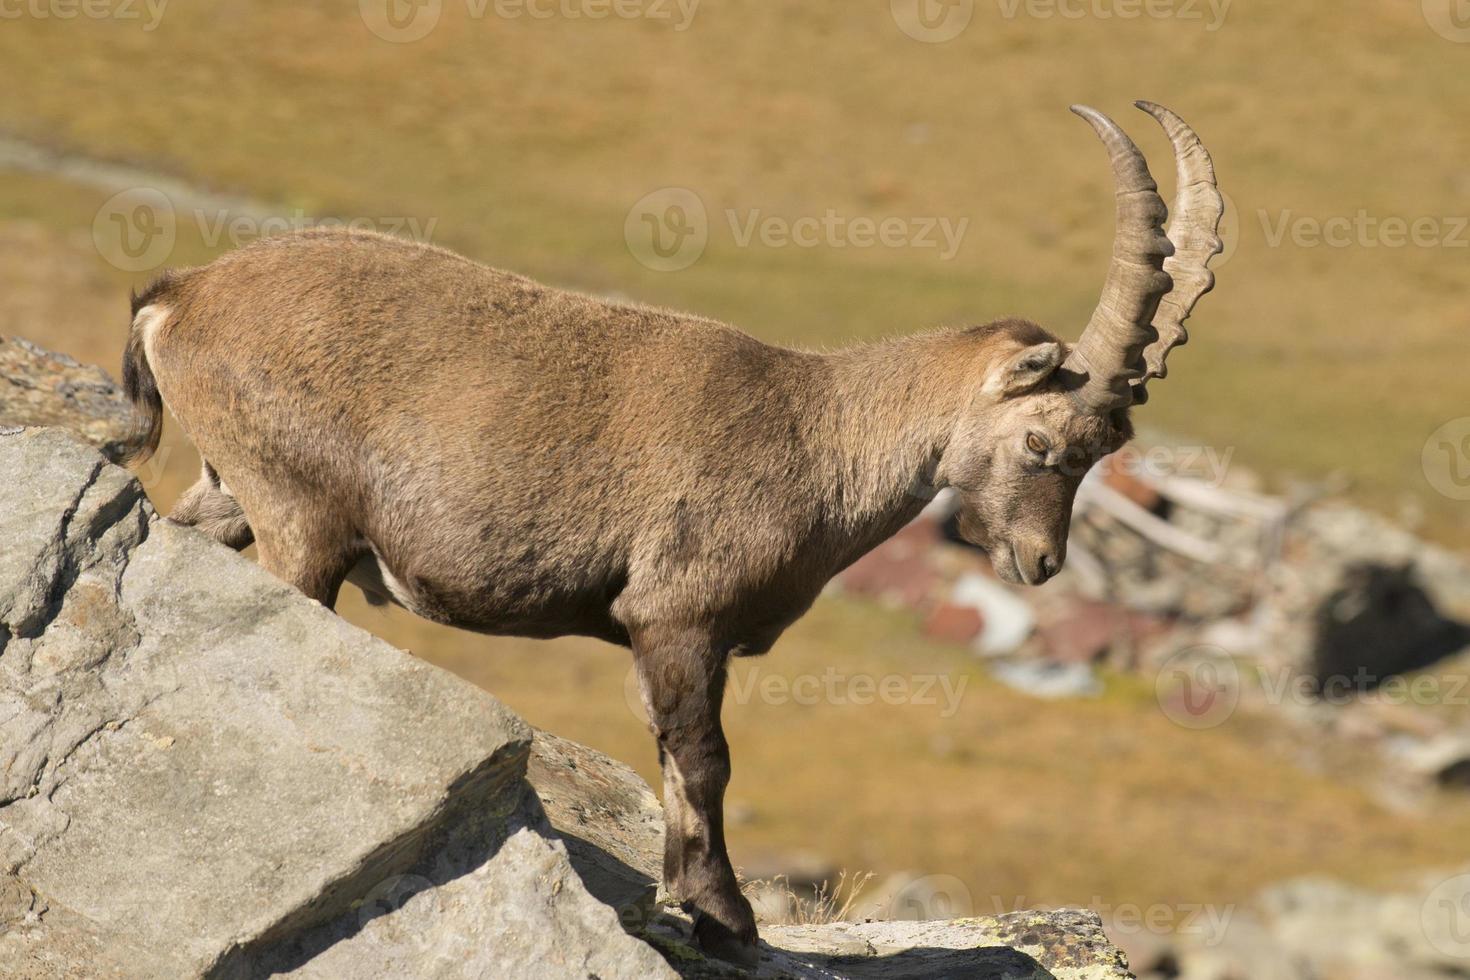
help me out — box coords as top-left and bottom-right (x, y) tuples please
(118, 275), (176, 465)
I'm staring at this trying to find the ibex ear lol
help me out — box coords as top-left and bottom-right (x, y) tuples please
(983, 341), (1063, 399)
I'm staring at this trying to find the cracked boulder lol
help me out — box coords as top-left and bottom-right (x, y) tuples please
(247, 784), (675, 980)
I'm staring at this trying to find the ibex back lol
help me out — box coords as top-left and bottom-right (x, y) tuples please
(120, 101), (1223, 967)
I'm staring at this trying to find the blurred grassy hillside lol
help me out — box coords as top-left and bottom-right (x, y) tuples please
(4, 0), (1470, 922)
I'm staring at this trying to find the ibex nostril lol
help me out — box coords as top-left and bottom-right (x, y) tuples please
(1040, 555), (1060, 580)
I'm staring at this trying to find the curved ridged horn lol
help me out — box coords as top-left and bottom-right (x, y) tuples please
(1061, 105), (1175, 414)
(1129, 101), (1224, 405)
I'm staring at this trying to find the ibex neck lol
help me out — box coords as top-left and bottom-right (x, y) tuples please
(816, 330), (976, 537)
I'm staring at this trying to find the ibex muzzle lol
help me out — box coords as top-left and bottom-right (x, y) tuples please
(118, 102), (1222, 967)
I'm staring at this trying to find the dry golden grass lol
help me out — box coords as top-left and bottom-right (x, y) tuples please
(743, 871), (878, 927)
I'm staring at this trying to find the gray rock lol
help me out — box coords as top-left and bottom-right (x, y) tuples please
(529, 729), (664, 931)
(0, 429), (532, 977)
(250, 786), (678, 980)
(254, 730), (680, 979)
(768, 911), (1133, 979)
(0, 336), (134, 460)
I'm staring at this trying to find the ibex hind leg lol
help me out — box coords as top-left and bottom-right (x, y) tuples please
(243, 490), (359, 610)
(170, 462), (356, 609)
(168, 461), (253, 550)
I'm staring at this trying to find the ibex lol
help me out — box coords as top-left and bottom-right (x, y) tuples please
(120, 102), (1221, 967)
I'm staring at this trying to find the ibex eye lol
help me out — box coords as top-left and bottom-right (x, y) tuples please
(1026, 433), (1048, 455)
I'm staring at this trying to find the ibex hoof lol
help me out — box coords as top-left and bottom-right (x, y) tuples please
(692, 911), (761, 970)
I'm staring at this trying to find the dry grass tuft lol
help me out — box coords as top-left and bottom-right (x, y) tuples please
(743, 870), (877, 926)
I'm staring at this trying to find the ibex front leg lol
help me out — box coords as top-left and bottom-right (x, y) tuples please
(632, 626), (758, 968)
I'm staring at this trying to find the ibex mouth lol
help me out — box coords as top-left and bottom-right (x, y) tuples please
(983, 542), (1024, 587)
(950, 511), (1027, 584)
(1013, 545), (1040, 586)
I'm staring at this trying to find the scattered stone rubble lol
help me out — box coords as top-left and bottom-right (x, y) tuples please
(1123, 868), (1470, 980)
(834, 439), (1470, 793)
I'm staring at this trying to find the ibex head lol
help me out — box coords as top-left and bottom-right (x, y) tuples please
(940, 102), (1223, 586)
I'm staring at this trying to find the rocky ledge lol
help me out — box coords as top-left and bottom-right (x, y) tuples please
(0, 425), (1134, 980)
(0, 336), (134, 459)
